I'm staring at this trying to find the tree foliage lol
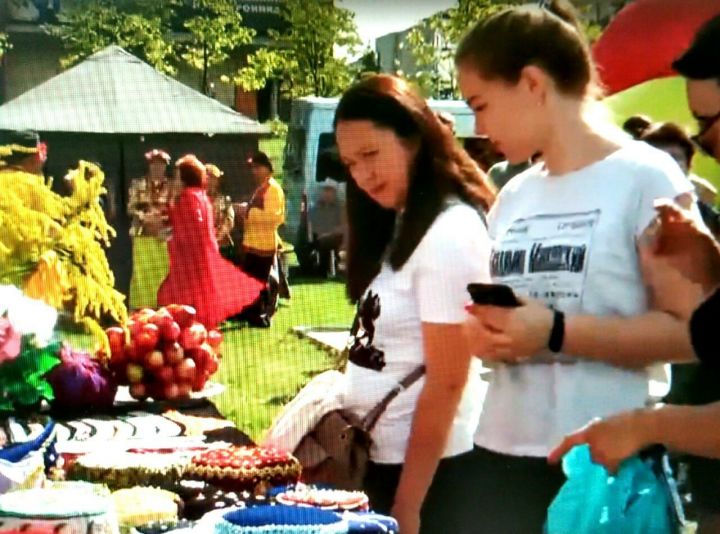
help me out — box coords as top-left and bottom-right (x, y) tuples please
(45, 0), (178, 74)
(45, 0), (254, 92)
(403, 0), (610, 98)
(179, 0), (255, 95)
(356, 47), (381, 80)
(234, 0), (361, 98)
(402, 0), (512, 98)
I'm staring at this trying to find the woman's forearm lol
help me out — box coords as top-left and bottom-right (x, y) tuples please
(563, 311), (697, 367)
(393, 324), (471, 512)
(393, 377), (467, 511)
(644, 403), (720, 459)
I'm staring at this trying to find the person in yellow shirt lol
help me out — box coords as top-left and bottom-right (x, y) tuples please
(233, 152), (285, 327)
(237, 151), (285, 282)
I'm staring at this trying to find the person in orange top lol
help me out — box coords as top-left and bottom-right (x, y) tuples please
(236, 151), (286, 282)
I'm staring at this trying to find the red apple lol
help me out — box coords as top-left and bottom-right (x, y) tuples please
(129, 383), (147, 400)
(161, 321), (181, 342)
(191, 373), (207, 392)
(177, 382), (192, 398)
(163, 342), (184, 366)
(175, 358), (197, 381)
(132, 308), (156, 323)
(179, 322), (206, 350)
(144, 350), (164, 369)
(124, 341), (142, 363)
(127, 319), (142, 338)
(205, 354), (219, 375)
(188, 343), (213, 371)
(126, 363), (144, 384)
(149, 307), (173, 327)
(134, 323), (160, 354)
(155, 365), (175, 384)
(206, 329), (223, 349)
(163, 383), (180, 400)
(165, 304), (197, 328)
(106, 326), (126, 356)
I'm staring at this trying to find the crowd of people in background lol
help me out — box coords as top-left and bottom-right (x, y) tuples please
(124, 147), (289, 329)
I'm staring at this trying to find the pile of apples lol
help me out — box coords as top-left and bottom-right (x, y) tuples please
(105, 304), (223, 401)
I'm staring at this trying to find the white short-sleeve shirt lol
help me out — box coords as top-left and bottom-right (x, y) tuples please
(343, 202), (492, 464)
(474, 141), (696, 457)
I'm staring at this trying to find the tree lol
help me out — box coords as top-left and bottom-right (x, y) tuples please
(233, 0), (361, 98)
(357, 47), (381, 80)
(179, 0), (255, 95)
(45, 0), (177, 73)
(402, 0), (510, 98)
(404, 0), (610, 98)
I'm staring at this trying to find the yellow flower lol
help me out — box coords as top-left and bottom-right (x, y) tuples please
(23, 250), (68, 308)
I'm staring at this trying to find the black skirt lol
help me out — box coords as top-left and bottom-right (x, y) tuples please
(363, 449), (477, 534)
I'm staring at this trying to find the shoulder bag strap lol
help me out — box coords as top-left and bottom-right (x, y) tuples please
(361, 365), (426, 433)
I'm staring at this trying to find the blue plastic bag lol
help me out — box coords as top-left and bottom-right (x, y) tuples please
(545, 445), (682, 534)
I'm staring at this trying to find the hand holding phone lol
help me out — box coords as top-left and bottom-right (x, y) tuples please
(467, 283), (522, 308)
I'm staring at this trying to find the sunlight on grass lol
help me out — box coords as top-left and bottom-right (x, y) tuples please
(215, 278), (353, 441)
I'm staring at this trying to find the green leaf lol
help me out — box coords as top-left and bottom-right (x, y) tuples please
(44, 0), (175, 73)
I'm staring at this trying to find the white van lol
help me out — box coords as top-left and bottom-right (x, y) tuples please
(281, 96), (477, 244)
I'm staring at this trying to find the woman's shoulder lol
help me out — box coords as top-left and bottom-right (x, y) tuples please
(433, 200), (487, 232)
(414, 200), (489, 257)
(613, 141), (693, 193)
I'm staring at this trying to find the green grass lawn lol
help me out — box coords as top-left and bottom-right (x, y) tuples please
(214, 277), (353, 441)
(58, 277), (354, 442)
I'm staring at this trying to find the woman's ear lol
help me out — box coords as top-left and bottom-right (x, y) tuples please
(519, 65), (549, 105)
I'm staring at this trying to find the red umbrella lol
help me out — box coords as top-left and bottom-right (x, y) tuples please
(593, 0), (720, 95)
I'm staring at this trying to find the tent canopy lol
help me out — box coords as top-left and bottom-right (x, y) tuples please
(0, 45), (270, 135)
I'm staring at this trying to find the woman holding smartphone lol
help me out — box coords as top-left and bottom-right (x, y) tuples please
(456, 1), (701, 531)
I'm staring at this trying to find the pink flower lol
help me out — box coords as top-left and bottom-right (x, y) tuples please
(0, 318), (22, 364)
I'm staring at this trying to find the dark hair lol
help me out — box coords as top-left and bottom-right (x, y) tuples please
(622, 114), (653, 139)
(248, 151), (273, 173)
(639, 122), (695, 168)
(175, 154), (206, 187)
(334, 74), (497, 301)
(455, 0), (597, 97)
(672, 14), (720, 81)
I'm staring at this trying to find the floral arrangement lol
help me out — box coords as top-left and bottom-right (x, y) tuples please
(0, 161), (127, 349)
(0, 286), (61, 413)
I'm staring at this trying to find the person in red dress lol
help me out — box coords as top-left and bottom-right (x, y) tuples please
(158, 155), (263, 329)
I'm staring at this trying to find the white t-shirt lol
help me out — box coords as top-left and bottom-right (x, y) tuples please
(474, 141), (696, 457)
(343, 202), (492, 464)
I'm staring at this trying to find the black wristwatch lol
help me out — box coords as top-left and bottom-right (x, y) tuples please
(548, 310), (565, 353)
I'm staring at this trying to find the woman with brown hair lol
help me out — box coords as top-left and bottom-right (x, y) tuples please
(456, 1), (701, 531)
(157, 155), (263, 329)
(335, 74), (496, 534)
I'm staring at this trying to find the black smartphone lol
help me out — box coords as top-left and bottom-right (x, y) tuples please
(467, 283), (522, 307)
